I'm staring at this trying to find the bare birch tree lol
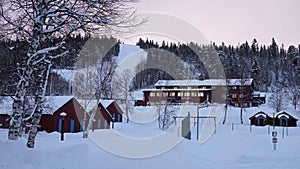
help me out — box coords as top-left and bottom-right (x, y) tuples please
(112, 69), (133, 123)
(0, 0), (139, 148)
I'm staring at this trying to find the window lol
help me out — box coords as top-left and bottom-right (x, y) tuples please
(163, 92), (168, 97)
(178, 92), (183, 97)
(188, 87), (192, 89)
(185, 92), (190, 97)
(156, 92), (161, 97)
(191, 92), (196, 97)
(232, 86), (237, 90)
(150, 92), (155, 97)
(198, 92), (204, 97)
(232, 94), (237, 98)
(234, 103), (239, 107)
(170, 92), (176, 97)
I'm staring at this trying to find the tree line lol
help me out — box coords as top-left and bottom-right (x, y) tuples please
(134, 38), (300, 111)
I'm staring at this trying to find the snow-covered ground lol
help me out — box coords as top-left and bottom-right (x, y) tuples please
(1, 103), (300, 169)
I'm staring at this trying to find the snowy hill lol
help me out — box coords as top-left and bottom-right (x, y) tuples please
(51, 44), (147, 82)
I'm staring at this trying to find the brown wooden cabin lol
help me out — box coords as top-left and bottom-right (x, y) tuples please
(40, 96), (85, 133)
(94, 100), (123, 129)
(274, 111), (298, 127)
(249, 111), (272, 126)
(85, 99), (124, 130)
(249, 111), (298, 127)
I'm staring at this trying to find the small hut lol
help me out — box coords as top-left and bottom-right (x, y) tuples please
(249, 111), (272, 126)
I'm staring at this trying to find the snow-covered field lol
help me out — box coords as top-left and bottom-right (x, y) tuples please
(1, 103), (300, 169)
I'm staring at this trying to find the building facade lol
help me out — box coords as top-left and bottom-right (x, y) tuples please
(140, 79), (261, 107)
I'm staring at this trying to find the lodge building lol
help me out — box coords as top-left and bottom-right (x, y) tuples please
(140, 78), (264, 107)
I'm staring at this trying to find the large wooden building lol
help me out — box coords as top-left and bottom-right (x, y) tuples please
(140, 79), (260, 107)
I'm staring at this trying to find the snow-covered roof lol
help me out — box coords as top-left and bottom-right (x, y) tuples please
(77, 99), (98, 113)
(254, 112), (268, 118)
(154, 79), (253, 87)
(99, 100), (114, 108)
(143, 88), (212, 92)
(0, 96), (13, 115)
(44, 96), (74, 114)
(276, 110), (298, 120)
(253, 91), (267, 97)
(0, 96), (74, 115)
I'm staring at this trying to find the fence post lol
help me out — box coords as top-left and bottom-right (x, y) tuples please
(282, 127), (284, 138)
(232, 123), (234, 131)
(286, 126), (288, 136)
(268, 125), (270, 135)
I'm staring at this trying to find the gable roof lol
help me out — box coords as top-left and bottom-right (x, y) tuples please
(99, 99), (114, 108)
(154, 79), (253, 87)
(0, 96), (74, 115)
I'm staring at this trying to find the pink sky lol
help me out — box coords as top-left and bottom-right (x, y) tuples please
(135, 0), (300, 46)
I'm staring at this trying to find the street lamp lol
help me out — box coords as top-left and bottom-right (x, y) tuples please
(60, 112), (67, 141)
(112, 116), (115, 129)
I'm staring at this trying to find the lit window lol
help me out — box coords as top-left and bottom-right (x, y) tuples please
(185, 92), (190, 97)
(156, 92), (161, 97)
(198, 92), (204, 97)
(163, 92), (168, 97)
(232, 94), (237, 98)
(170, 92), (175, 96)
(150, 92), (155, 97)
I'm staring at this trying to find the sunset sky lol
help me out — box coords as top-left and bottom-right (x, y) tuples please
(135, 0), (300, 46)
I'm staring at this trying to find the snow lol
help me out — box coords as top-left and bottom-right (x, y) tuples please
(1, 94), (300, 168)
(99, 99), (113, 108)
(154, 79), (253, 87)
(77, 99), (98, 113)
(115, 44), (147, 74)
(0, 96), (73, 115)
(44, 96), (74, 114)
(51, 69), (74, 82)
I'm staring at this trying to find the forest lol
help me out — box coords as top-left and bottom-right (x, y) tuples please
(1, 36), (300, 109)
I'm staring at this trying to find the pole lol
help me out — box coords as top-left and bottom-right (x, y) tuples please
(214, 117), (216, 134)
(232, 123), (234, 131)
(197, 105), (200, 140)
(273, 112), (275, 129)
(268, 125), (270, 135)
(61, 118), (64, 141)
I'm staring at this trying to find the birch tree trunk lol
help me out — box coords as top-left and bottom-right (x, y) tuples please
(8, 66), (32, 140)
(27, 60), (51, 148)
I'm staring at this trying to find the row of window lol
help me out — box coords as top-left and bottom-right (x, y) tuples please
(160, 86), (207, 89)
(150, 91), (205, 97)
